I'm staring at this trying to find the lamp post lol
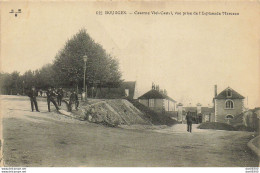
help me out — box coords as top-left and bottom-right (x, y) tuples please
(83, 55), (88, 101)
(22, 81), (25, 95)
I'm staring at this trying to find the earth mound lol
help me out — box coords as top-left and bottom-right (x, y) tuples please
(80, 99), (151, 127)
(59, 99), (177, 127)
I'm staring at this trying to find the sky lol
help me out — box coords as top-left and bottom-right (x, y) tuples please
(1, 1), (259, 108)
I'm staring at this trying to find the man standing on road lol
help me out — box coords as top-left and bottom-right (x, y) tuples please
(27, 86), (40, 112)
(69, 91), (79, 111)
(57, 87), (64, 106)
(46, 87), (60, 112)
(186, 111), (193, 133)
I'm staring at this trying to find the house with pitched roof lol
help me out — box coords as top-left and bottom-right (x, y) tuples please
(138, 86), (176, 113)
(213, 86), (245, 123)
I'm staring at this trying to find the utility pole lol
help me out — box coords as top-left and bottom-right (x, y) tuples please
(83, 55), (88, 101)
(22, 81), (25, 95)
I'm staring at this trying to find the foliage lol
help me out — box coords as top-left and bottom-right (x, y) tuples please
(0, 71), (23, 95)
(53, 29), (122, 89)
(0, 29), (122, 95)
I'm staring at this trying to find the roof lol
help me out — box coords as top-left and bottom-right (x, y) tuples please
(138, 89), (176, 102)
(215, 87), (245, 99)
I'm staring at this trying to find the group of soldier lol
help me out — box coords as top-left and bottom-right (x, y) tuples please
(27, 86), (79, 112)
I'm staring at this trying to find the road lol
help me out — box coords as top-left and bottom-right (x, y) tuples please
(1, 95), (259, 167)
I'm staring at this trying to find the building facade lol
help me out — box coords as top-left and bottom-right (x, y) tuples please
(177, 103), (214, 123)
(214, 86), (245, 123)
(95, 81), (137, 99)
(138, 88), (176, 113)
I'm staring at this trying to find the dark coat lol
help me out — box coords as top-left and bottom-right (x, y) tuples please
(69, 93), (78, 102)
(46, 90), (56, 100)
(57, 89), (64, 97)
(186, 114), (193, 124)
(27, 90), (38, 99)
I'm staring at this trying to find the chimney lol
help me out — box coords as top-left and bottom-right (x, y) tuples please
(152, 82), (155, 90)
(156, 85), (160, 91)
(214, 85), (217, 97)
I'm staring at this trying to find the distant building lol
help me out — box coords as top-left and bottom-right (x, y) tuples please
(138, 86), (176, 113)
(121, 81), (138, 99)
(213, 86), (245, 123)
(177, 103), (214, 123)
(95, 81), (137, 99)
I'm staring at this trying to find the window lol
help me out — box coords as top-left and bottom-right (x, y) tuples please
(225, 100), (234, 109)
(226, 115), (234, 119)
(227, 89), (232, 97)
(149, 99), (155, 107)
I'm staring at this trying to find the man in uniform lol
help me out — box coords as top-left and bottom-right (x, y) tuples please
(27, 86), (40, 112)
(186, 111), (193, 133)
(69, 90), (79, 111)
(57, 87), (64, 106)
(46, 87), (60, 112)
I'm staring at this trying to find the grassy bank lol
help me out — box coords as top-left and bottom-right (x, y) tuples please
(198, 122), (255, 132)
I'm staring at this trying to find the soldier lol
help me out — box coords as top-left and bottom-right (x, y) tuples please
(186, 111), (193, 133)
(69, 91), (79, 111)
(46, 87), (60, 112)
(57, 87), (64, 106)
(27, 86), (40, 112)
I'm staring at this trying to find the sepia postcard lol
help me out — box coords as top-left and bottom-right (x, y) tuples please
(0, 0), (259, 171)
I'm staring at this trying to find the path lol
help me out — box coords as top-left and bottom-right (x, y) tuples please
(1, 95), (259, 167)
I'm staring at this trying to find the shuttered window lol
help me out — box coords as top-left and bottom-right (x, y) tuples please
(149, 99), (155, 107)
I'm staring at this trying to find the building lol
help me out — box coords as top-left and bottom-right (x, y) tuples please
(177, 103), (214, 123)
(120, 81), (138, 99)
(213, 86), (245, 123)
(138, 87), (176, 113)
(95, 81), (137, 99)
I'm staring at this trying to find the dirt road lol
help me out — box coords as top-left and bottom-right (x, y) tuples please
(1, 95), (259, 167)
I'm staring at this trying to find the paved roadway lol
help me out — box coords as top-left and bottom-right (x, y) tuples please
(1, 95), (259, 167)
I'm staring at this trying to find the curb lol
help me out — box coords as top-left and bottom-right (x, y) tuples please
(247, 135), (260, 159)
